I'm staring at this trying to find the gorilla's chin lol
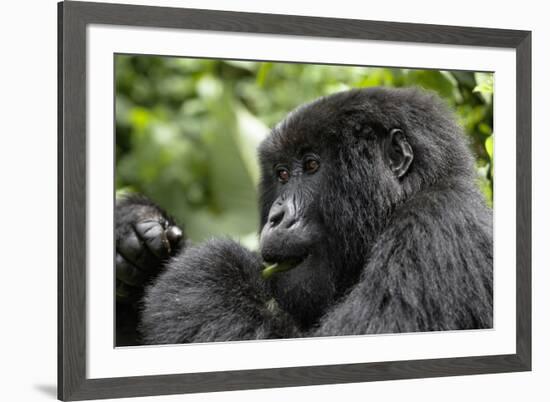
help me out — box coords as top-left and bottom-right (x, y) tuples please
(268, 249), (336, 328)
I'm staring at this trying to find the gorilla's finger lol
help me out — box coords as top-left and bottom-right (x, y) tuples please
(135, 220), (171, 259)
(117, 228), (158, 272)
(166, 225), (184, 253)
(116, 253), (147, 287)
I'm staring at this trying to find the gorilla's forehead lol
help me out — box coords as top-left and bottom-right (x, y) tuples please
(258, 86), (455, 163)
(259, 89), (380, 160)
(259, 118), (339, 163)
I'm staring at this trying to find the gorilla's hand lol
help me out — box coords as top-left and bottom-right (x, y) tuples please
(115, 195), (184, 304)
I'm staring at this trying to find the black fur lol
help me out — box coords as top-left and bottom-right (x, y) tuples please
(140, 239), (299, 344)
(135, 87), (493, 344)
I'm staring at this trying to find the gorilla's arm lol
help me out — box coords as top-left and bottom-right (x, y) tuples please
(314, 191), (493, 336)
(140, 239), (300, 344)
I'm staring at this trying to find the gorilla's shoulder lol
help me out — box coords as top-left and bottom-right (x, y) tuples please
(386, 182), (492, 248)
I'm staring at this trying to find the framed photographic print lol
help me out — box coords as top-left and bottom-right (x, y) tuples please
(58, 1), (531, 400)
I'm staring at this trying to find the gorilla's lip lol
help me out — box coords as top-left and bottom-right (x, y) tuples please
(261, 255), (308, 279)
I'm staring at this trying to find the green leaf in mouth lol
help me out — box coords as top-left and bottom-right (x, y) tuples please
(261, 260), (298, 279)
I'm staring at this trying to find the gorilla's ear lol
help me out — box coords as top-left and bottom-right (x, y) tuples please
(384, 128), (413, 179)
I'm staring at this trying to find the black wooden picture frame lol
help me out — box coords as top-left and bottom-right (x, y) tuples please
(58, 1), (532, 400)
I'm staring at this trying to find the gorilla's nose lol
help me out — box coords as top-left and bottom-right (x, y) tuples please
(260, 198), (310, 263)
(267, 200), (297, 229)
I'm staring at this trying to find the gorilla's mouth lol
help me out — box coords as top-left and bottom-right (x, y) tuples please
(261, 255), (308, 279)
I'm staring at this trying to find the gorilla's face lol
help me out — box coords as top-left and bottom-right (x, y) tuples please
(258, 141), (335, 327)
(257, 90), (415, 327)
(259, 150), (326, 272)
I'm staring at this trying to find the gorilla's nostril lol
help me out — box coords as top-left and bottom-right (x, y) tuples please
(283, 217), (298, 229)
(269, 210), (285, 227)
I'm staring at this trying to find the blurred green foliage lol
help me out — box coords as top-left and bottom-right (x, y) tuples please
(116, 55), (493, 248)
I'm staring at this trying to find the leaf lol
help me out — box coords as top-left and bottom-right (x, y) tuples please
(196, 75), (223, 99)
(451, 71), (477, 88)
(261, 261), (297, 279)
(485, 134), (494, 178)
(129, 107), (152, 131)
(473, 73), (494, 104)
(404, 70), (456, 100)
(198, 93), (259, 238)
(485, 134), (494, 160)
(235, 105), (270, 185)
(224, 60), (257, 72)
(256, 63), (273, 87)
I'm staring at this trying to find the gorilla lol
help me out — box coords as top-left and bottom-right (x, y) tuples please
(115, 87), (493, 346)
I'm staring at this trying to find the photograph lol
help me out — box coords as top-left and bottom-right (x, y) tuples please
(2, 0), (545, 399)
(55, 2), (532, 399)
(114, 55), (495, 347)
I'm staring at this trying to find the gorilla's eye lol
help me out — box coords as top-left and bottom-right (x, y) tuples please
(277, 168), (290, 183)
(304, 158), (320, 174)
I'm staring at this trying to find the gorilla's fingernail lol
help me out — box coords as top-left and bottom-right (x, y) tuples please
(166, 226), (183, 245)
